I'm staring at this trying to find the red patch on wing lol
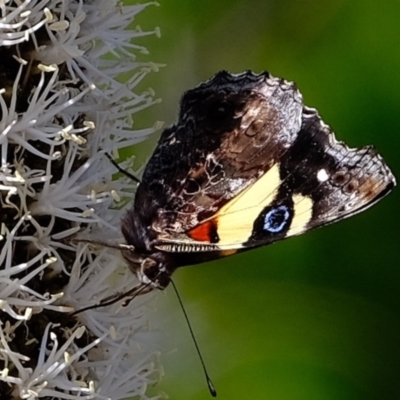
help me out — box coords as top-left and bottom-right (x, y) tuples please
(188, 219), (219, 243)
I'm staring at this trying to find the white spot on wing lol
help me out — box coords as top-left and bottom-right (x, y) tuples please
(317, 169), (329, 182)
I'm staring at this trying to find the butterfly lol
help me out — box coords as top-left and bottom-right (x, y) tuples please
(118, 70), (395, 293)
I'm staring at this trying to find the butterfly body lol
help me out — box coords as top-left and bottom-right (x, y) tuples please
(120, 71), (395, 290)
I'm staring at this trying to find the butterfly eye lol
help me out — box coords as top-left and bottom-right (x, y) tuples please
(142, 260), (158, 280)
(140, 258), (171, 289)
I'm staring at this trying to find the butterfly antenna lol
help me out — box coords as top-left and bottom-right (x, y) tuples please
(171, 279), (217, 397)
(105, 152), (141, 183)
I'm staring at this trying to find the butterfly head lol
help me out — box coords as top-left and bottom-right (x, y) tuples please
(120, 245), (172, 290)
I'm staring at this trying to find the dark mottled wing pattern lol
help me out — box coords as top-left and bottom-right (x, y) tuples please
(133, 71), (395, 253)
(279, 106), (393, 232)
(137, 72), (303, 234)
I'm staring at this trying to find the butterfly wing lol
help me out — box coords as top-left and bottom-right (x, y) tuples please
(129, 71), (395, 263)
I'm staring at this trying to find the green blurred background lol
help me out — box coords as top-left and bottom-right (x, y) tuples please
(128, 1), (400, 399)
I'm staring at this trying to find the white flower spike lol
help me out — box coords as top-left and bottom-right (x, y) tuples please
(0, 1), (163, 399)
